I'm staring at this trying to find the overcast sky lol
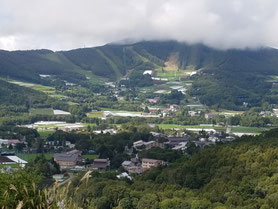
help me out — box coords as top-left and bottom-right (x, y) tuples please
(0, 0), (278, 51)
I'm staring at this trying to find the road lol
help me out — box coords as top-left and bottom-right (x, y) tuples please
(59, 173), (75, 186)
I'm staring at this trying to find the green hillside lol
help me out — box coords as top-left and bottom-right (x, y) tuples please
(0, 79), (48, 107)
(0, 49), (86, 84)
(0, 79), (68, 120)
(1, 41), (278, 109)
(67, 129), (278, 209)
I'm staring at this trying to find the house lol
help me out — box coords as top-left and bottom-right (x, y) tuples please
(122, 161), (135, 170)
(45, 140), (75, 150)
(133, 140), (145, 149)
(0, 139), (21, 148)
(222, 136), (235, 142)
(0, 156), (16, 165)
(143, 70), (153, 75)
(188, 111), (199, 117)
(208, 136), (220, 143)
(117, 172), (132, 180)
(131, 157), (140, 165)
(1, 151), (15, 156)
(148, 97), (160, 104)
(194, 141), (215, 149)
(93, 129), (117, 135)
(91, 158), (110, 171)
(133, 140), (164, 151)
(0, 155), (28, 168)
(259, 111), (273, 117)
(66, 141), (75, 149)
(141, 158), (165, 170)
(150, 132), (167, 138)
(205, 113), (218, 119)
(125, 166), (143, 174)
(54, 150), (82, 168)
(0, 139), (9, 148)
(172, 142), (188, 151)
(168, 104), (179, 111)
(144, 141), (164, 150)
(8, 139), (21, 147)
(166, 137), (189, 148)
(58, 124), (84, 132)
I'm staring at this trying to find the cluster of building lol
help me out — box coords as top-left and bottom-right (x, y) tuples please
(0, 139), (21, 148)
(119, 131), (236, 175)
(53, 150), (110, 171)
(121, 158), (166, 174)
(45, 140), (75, 150)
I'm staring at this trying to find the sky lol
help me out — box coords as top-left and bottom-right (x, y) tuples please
(0, 0), (278, 51)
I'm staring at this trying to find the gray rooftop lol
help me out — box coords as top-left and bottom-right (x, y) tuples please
(54, 151), (81, 162)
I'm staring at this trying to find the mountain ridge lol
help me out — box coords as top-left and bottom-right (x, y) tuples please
(1, 40), (278, 109)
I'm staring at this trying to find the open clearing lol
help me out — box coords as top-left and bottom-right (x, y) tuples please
(17, 153), (54, 162)
(16, 153), (98, 162)
(21, 121), (85, 131)
(9, 79), (65, 98)
(158, 124), (225, 130)
(30, 108), (54, 116)
(164, 52), (179, 71)
(158, 124), (268, 133)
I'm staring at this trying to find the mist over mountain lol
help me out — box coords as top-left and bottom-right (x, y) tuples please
(1, 0), (278, 50)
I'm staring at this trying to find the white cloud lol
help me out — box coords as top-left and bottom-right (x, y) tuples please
(0, 0), (278, 50)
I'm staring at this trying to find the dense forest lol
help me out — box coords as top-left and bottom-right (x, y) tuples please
(0, 79), (68, 116)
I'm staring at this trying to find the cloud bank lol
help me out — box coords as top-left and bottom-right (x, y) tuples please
(0, 0), (278, 50)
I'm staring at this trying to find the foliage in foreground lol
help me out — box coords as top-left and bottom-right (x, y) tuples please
(0, 170), (91, 209)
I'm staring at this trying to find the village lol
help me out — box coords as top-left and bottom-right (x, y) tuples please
(0, 66), (276, 185)
(0, 124), (238, 183)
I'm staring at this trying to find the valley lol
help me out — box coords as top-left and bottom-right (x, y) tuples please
(2, 41), (278, 209)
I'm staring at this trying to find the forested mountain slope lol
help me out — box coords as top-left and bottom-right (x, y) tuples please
(68, 129), (278, 208)
(0, 79), (68, 120)
(1, 41), (278, 109)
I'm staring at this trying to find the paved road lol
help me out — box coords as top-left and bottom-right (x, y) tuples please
(59, 173), (75, 186)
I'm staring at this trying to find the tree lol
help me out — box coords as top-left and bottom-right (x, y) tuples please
(15, 143), (25, 152)
(161, 198), (190, 209)
(8, 144), (13, 150)
(137, 194), (159, 209)
(144, 106), (150, 113)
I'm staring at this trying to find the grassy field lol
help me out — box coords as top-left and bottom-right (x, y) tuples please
(87, 111), (104, 118)
(231, 126), (269, 133)
(49, 94), (64, 98)
(158, 124), (225, 130)
(17, 153), (54, 162)
(38, 130), (55, 137)
(9, 80), (65, 98)
(16, 153), (99, 162)
(10, 80), (55, 92)
(214, 109), (244, 116)
(29, 108), (54, 116)
(156, 70), (189, 78)
(82, 154), (99, 159)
